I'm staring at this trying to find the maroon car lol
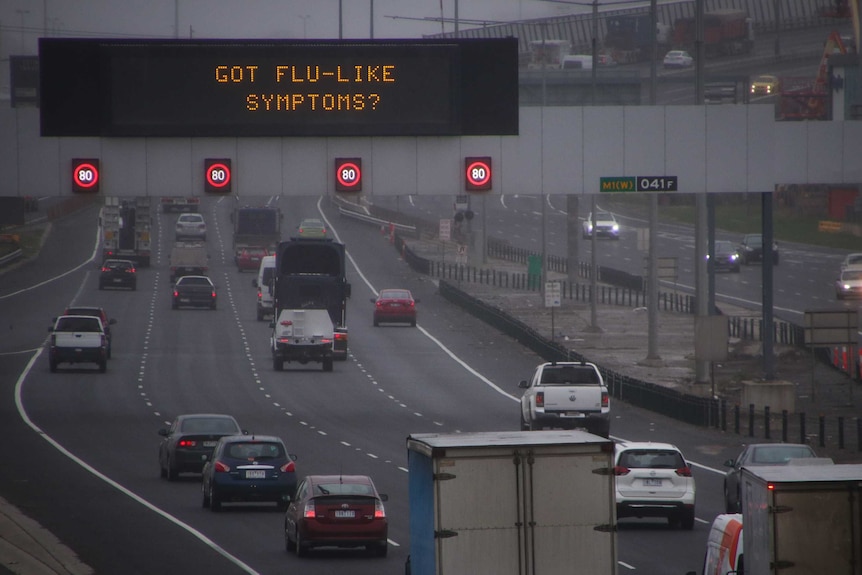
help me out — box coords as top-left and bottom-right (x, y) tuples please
(372, 289), (418, 327)
(284, 474), (388, 557)
(235, 247), (268, 272)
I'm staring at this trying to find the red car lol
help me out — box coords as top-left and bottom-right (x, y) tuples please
(235, 247), (268, 272)
(284, 474), (388, 557)
(372, 289), (418, 327)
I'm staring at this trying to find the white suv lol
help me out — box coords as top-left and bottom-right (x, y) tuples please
(613, 441), (696, 529)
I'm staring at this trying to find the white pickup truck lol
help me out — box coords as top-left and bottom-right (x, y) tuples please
(48, 315), (109, 373)
(519, 361), (610, 437)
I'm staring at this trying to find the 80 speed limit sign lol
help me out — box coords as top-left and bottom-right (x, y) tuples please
(335, 158), (362, 192)
(204, 158), (232, 194)
(71, 158), (100, 193)
(464, 156), (492, 191)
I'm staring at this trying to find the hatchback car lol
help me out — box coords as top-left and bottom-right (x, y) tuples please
(201, 435), (297, 511)
(663, 50), (693, 68)
(372, 289), (418, 327)
(158, 414), (246, 480)
(614, 441), (696, 529)
(836, 266), (862, 299)
(723, 443), (818, 513)
(235, 247), (268, 272)
(175, 213), (207, 241)
(750, 74), (780, 95)
(709, 240), (741, 273)
(297, 218), (327, 238)
(738, 233), (779, 265)
(284, 474), (389, 557)
(582, 211), (620, 240)
(99, 259), (137, 290)
(60, 306), (116, 359)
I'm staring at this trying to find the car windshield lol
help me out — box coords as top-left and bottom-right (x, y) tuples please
(227, 442), (284, 459)
(181, 418), (239, 434)
(618, 449), (684, 469)
(749, 445), (815, 464)
(744, 235), (763, 247)
(716, 241), (735, 252)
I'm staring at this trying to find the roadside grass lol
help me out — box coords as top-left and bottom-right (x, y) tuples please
(659, 202), (862, 251)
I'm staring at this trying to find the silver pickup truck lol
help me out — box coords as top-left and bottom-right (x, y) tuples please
(270, 309), (334, 372)
(519, 361), (610, 437)
(48, 315), (108, 373)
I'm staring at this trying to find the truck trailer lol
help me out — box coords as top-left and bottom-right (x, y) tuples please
(101, 197), (152, 267)
(406, 430), (618, 575)
(231, 205), (282, 258)
(740, 463), (862, 575)
(274, 238), (351, 361)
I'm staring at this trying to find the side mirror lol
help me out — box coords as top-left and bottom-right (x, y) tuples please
(289, 453), (297, 461)
(158, 429), (168, 437)
(379, 494), (389, 502)
(518, 380), (529, 389)
(252, 279), (258, 288)
(414, 298), (421, 304)
(345, 283), (352, 298)
(269, 321), (276, 328)
(109, 318), (117, 325)
(723, 459), (735, 468)
(370, 298), (377, 303)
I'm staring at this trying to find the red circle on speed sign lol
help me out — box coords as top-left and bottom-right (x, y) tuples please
(335, 158), (362, 192)
(465, 157), (492, 191)
(204, 159), (232, 194)
(72, 159), (100, 193)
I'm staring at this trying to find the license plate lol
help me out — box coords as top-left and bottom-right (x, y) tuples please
(643, 478), (662, 487)
(203, 441), (217, 447)
(334, 510), (355, 518)
(245, 470), (266, 479)
(113, 278), (123, 283)
(565, 412), (582, 417)
(180, 298), (190, 302)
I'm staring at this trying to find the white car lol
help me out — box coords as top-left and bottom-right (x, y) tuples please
(840, 253), (862, 271)
(582, 211), (620, 240)
(836, 265), (862, 300)
(663, 50), (693, 68)
(613, 441), (696, 529)
(175, 213), (207, 241)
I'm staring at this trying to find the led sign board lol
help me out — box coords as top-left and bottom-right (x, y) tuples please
(39, 38), (519, 137)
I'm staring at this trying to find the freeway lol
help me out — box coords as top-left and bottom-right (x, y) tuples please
(2, 195), (766, 575)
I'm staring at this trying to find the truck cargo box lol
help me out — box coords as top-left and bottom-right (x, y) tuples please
(407, 430), (617, 575)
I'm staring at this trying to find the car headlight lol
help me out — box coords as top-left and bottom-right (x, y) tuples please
(612, 224), (619, 232)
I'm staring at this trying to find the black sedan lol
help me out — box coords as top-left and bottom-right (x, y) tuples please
(710, 240), (741, 273)
(99, 258), (137, 290)
(738, 233), (779, 265)
(201, 435), (297, 511)
(172, 275), (217, 310)
(723, 442), (818, 512)
(158, 414), (246, 480)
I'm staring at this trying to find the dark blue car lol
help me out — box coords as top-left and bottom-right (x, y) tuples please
(201, 435), (297, 511)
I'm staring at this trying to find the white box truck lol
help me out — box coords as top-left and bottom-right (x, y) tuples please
(406, 430), (617, 575)
(740, 463), (862, 575)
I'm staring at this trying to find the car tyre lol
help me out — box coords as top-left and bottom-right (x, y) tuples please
(368, 543), (388, 557)
(257, 308), (264, 321)
(724, 484), (737, 513)
(167, 458), (178, 481)
(273, 357), (283, 371)
(98, 360), (107, 373)
(520, 412), (529, 431)
(322, 359), (333, 372)
(528, 418), (541, 431)
(49, 360), (58, 373)
(681, 509), (695, 530)
(285, 525), (296, 552)
(201, 483), (210, 507)
(209, 486), (222, 512)
(410, 318), (417, 327)
(373, 318), (379, 327)
(98, 282), (104, 290)
(295, 529), (308, 557)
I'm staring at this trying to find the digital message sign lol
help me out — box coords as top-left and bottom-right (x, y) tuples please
(39, 39), (519, 137)
(464, 156), (492, 191)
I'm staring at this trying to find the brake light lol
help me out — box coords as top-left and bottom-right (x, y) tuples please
(101, 266), (109, 272)
(334, 332), (347, 341)
(126, 267), (136, 273)
(601, 391), (609, 408)
(177, 439), (196, 447)
(321, 338), (332, 344)
(374, 499), (386, 519)
(214, 461), (230, 473)
(257, 290), (262, 301)
(613, 466), (630, 476)
(303, 501), (316, 518)
(675, 467), (693, 477)
(536, 391), (544, 408)
(173, 290), (179, 297)
(280, 460), (295, 473)
(211, 291), (217, 299)
(280, 320), (293, 326)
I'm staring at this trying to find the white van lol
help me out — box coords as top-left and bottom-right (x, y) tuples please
(253, 255), (276, 321)
(562, 54), (593, 70)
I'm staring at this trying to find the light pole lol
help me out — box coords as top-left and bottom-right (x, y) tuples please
(299, 15), (311, 38)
